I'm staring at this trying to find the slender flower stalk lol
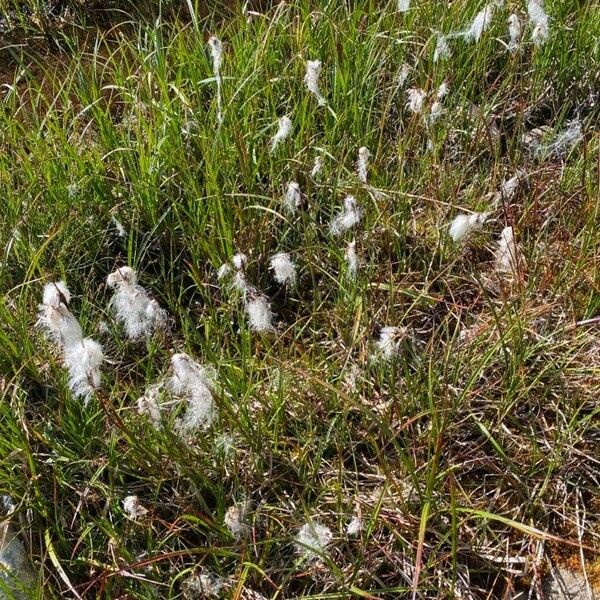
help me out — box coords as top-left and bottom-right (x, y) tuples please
(208, 36), (224, 124)
(271, 115), (293, 153)
(304, 60), (327, 106)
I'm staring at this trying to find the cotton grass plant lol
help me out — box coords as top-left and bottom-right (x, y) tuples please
(0, 0), (598, 598)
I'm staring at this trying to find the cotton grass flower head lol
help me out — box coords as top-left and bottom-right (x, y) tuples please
(345, 239), (358, 278)
(106, 266), (168, 340)
(495, 226), (520, 273)
(330, 195), (362, 235)
(374, 325), (407, 360)
(448, 212), (489, 242)
(271, 115), (292, 153)
(357, 146), (370, 184)
(527, 0), (549, 45)
(169, 353), (217, 432)
(462, 3), (496, 43)
(433, 34), (452, 63)
(346, 515), (362, 536)
(64, 337), (104, 402)
(208, 36), (224, 124)
(244, 288), (275, 332)
(507, 14), (522, 51)
(37, 281), (83, 347)
(406, 88), (426, 114)
(311, 154), (324, 178)
(182, 569), (227, 599)
(397, 0), (410, 12)
(397, 62), (411, 88)
(224, 501), (251, 539)
(284, 181), (302, 214)
(304, 59), (326, 106)
(295, 521), (332, 562)
(122, 495), (148, 520)
(535, 120), (582, 160)
(269, 252), (297, 286)
(137, 383), (162, 425)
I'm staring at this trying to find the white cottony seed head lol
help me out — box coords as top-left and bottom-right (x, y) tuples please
(375, 326), (406, 360)
(463, 3), (496, 43)
(495, 226), (520, 273)
(528, 0), (549, 45)
(406, 88), (426, 113)
(245, 290), (275, 332)
(64, 337), (104, 402)
(284, 181), (302, 214)
(397, 0), (410, 12)
(269, 252), (297, 286)
(304, 59), (326, 106)
(311, 155), (324, 178)
(224, 502), (251, 539)
(208, 36), (223, 75)
(123, 495), (148, 520)
(357, 146), (370, 183)
(433, 34), (452, 62)
(170, 353), (217, 432)
(507, 14), (522, 51)
(346, 515), (362, 536)
(271, 115), (293, 152)
(397, 63), (411, 88)
(448, 212), (489, 242)
(330, 196), (362, 235)
(345, 239), (358, 279)
(295, 522), (332, 562)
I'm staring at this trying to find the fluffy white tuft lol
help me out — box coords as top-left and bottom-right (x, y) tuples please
(535, 120), (582, 160)
(106, 267), (168, 340)
(397, 0), (410, 12)
(448, 212), (489, 242)
(433, 34), (452, 63)
(357, 146), (370, 183)
(374, 326), (406, 360)
(170, 353), (217, 431)
(304, 60), (326, 106)
(137, 384), (162, 425)
(406, 88), (426, 113)
(463, 3), (496, 43)
(269, 252), (297, 286)
(345, 239), (358, 279)
(270, 115), (293, 152)
(64, 337), (104, 402)
(208, 37), (223, 124)
(244, 290), (276, 332)
(224, 501), (251, 539)
(295, 522), (332, 561)
(311, 155), (324, 178)
(527, 0), (549, 45)
(284, 181), (302, 214)
(495, 226), (520, 273)
(122, 495), (148, 519)
(397, 63), (411, 88)
(330, 196), (362, 235)
(346, 515), (362, 536)
(507, 14), (522, 51)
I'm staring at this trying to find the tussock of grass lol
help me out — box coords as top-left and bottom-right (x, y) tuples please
(0, 0), (599, 598)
